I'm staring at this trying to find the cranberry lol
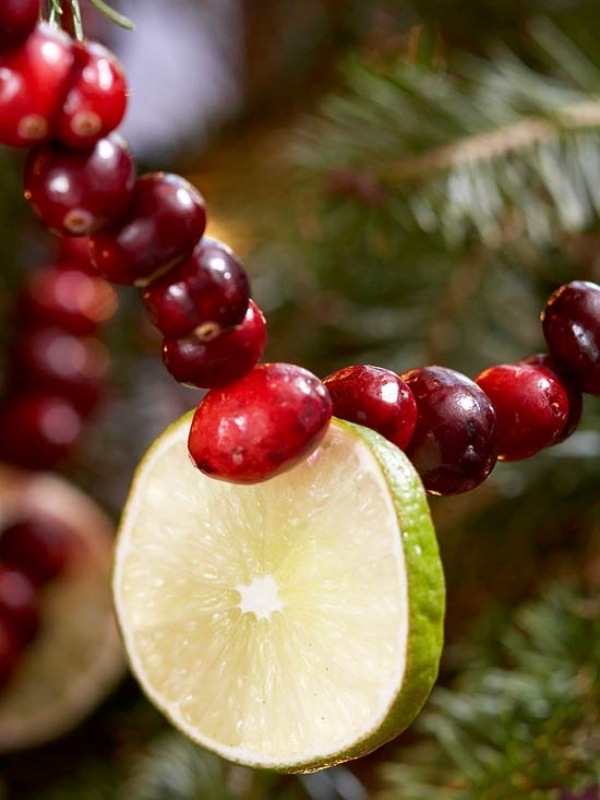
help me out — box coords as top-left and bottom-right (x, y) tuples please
(542, 280), (600, 395)
(19, 262), (118, 335)
(0, 517), (74, 584)
(323, 365), (417, 451)
(521, 353), (583, 444)
(52, 236), (95, 272)
(143, 236), (250, 339)
(9, 326), (110, 416)
(401, 366), (498, 495)
(56, 39), (128, 149)
(24, 133), (136, 237)
(188, 362), (333, 483)
(0, 392), (83, 470)
(475, 363), (570, 461)
(163, 299), (267, 388)
(0, 23), (74, 147)
(90, 173), (207, 286)
(0, 616), (21, 691)
(0, 566), (40, 645)
(0, 0), (39, 51)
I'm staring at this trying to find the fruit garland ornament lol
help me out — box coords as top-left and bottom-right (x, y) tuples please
(0, 230), (124, 750)
(2, 0), (600, 772)
(0, 0), (124, 747)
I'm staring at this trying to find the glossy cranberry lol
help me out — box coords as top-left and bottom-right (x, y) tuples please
(0, 616), (21, 691)
(323, 365), (417, 451)
(163, 299), (266, 388)
(162, 300), (267, 389)
(542, 280), (600, 395)
(0, 392), (83, 470)
(522, 353), (583, 444)
(90, 173), (207, 286)
(10, 326), (110, 416)
(19, 262), (118, 334)
(143, 236), (250, 339)
(0, 23), (74, 147)
(189, 362), (333, 483)
(0, 566), (40, 645)
(401, 366), (498, 495)
(475, 363), (570, 461)
(24, 133), (136, 237)
(0, 0), (39, 51)
(52, 236), (95, 272)
(56, 39), (128, 149)
(0, 517), (74, 584)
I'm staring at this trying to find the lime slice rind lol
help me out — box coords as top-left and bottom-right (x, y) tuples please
(113, 415), (444, 773)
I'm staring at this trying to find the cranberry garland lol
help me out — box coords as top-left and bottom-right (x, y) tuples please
(2, 3), (600, 489)
(0, 234), (117, 688)
(0, 5), (599, 689)
(0, 1), (125, 690)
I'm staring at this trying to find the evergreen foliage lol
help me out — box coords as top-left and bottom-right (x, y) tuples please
(375, 584), (599, 799)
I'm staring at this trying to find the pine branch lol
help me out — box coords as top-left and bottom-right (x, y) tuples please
(121, 733), (232, 800)
(292, 19), (600, 251)
(375, 583), (600, 799)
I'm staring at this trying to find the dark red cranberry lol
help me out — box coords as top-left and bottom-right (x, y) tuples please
(0, 566), (40, 645)
(0, 517), (74, 584)
(24, 133), (136, 237)
(143, 237), (250, 339)
(52, 236), (95, 272)
(9, 326), (110, 416)
(90, 173), (207, 286)
(521, 353), (583, 444)
(401, 366), (498, 495)
(542, 280), (600, 395)
(0, 392), (83, 470)
(0, 616), (21, 691)
(19, 262), (118, 335)
(56, 39), (128, 149)
(475, 363), (570, 461)
(189, 363), (333, 483)
(0, 0), (40, 51)
(559, 788), (600, 800)
(323, 365), (417, 451)
(163, 299), (266, 388)
(0, 23), (74, 146)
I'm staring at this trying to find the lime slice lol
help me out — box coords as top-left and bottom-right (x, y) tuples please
(113, 415), (444, 773)
(0, 465), (125, 752)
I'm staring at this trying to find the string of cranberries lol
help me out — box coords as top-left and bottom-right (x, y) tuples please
(2, 8), (600, 499)
(0, 234), (117, 687)
(0, 0), (124, 685)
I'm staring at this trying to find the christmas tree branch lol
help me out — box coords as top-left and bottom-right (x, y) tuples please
(381, 100), (600, 184)
(293, 20), (600, 253)
(375, 583), (600, 799)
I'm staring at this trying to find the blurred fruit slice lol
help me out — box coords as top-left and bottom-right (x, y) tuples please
(0, 465), (124, 752)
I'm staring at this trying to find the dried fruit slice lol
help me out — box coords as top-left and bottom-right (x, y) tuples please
(0, 465), (124, 752)
(113, 415), (444, 773)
